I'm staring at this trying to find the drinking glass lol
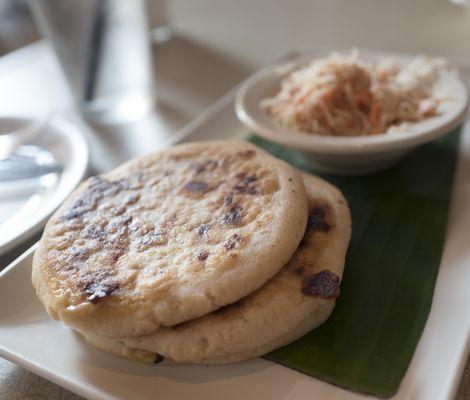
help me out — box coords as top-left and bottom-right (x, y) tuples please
(30, 0), (155, 124)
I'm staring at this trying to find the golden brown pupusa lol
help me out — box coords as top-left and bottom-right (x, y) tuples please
(79, 172), (351, 364)
(32, 140), (308, 339)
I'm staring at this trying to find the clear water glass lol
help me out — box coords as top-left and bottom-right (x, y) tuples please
(30, 0), (155, 124)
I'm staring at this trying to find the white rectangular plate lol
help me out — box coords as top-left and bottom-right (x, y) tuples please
(1, 86), (470, 400)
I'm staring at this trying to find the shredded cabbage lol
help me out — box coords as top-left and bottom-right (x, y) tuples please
(262, 51), (447, 136)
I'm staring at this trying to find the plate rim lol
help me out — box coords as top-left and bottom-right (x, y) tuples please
(0, 116), (89, 256)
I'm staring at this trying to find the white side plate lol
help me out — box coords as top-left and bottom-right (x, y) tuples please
(1, 86), (470, 400)
(0, 116), (88, 255)
(236, 49), (468, 153)
(235, 49), (468, 174)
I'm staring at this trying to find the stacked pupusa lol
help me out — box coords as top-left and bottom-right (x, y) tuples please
(32, 140), (351, 364)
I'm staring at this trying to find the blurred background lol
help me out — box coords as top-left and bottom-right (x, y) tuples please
(0, 0), (469, 171)
(1, 0), (470, 63)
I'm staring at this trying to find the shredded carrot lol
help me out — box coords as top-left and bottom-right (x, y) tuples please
(261, 52), (445, 136)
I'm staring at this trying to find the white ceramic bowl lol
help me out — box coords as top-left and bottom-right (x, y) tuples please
(235, 50), (468, 175)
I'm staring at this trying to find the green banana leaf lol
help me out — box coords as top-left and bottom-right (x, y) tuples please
(248, 130), (460, 398)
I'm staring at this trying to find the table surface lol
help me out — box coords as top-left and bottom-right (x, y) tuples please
(1, 8), (470, 398)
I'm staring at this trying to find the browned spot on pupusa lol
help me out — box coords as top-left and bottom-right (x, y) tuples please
(237, 149), (256, 158)
(183, 181), (210, 193)
(79, 268), (120, 303)
(233, 174), (258, 195)
(81, 218), (131, 267)
(301, 270), (340, 299)
(108, 206), (126, 216)
(300, 204), (332, 247)
(220, 154), (236, 168)
(224, 193), (234, 206)
(122, 173), (148, 190)
(70, 247), (92, 263)
(108, 241), (129, 263)
(61, 199), (94, 222)
(61, 177), (132, 222)
(68, 209), (159, 299)
(138, 229), (168, 251)
(124, 192), (140, 205)
(197, 224), (210, 236)
(169, 154), (182, 162)
(84, 224), (106, 240)
(53, 172), (182, 303)
(307, 204), (331, 232)
(223, 233), (243, 251)
(221, 205), (242, 225)
(107, 215), (133, 233)
(85, 281), (120, 303)
(153, 354), (165, 364)
(190, 159), (218, 174)
(197, 251), (209, 261)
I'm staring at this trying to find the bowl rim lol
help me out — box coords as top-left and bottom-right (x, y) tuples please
(235, 50), (469, 155)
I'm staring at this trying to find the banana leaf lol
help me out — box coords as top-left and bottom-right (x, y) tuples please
(248, 130), (460, 398)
